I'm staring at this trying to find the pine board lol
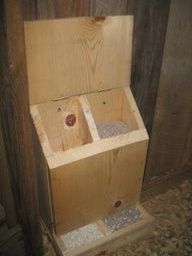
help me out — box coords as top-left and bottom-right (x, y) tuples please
(145, 0), (192, 180)
(50, 140), (148, 234)
(24, 16), (133, 104)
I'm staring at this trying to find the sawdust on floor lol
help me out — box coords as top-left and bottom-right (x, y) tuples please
(108, 180), (192, 256)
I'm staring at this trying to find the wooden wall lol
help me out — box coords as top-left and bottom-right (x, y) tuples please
(0, 1), (43, 255)
(145, 0), (192, 181)
(1, 2), (192, 253)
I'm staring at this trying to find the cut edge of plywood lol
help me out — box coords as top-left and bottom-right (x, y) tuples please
(124, 87), (145, 129)
(47, 129), (148, 169)
(54, 205), (154, 256)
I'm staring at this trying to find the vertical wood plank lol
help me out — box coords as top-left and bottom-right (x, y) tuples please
(37, 0), (90, 19)
(0, 123), (17, 228)
(126, 0), (135, 15)
(0, 0), (43, 255)
(36, 0), (57, 19)
(145, 0), (192, 180)
(22, 0), (37, 20)
(32, 126), (53, 231)
(130, 0), (170, 134)
(90, 0), (128, 15)
(23, 0), (90, 20)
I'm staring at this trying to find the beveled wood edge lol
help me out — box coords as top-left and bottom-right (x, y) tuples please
(30, 87), (149, 169)
(47, 129), (148, 169)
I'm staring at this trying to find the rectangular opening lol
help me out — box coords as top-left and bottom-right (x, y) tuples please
(31, 87), (142, 156)
(85, 87), (139, 139)
(36, 97), (92, 152)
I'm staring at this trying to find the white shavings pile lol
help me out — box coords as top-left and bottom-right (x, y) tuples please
(97, 121), (130, 139)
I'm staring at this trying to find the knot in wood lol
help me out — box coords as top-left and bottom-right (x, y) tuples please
(65, 114), (76, 127)
(91, 16), (106, 23)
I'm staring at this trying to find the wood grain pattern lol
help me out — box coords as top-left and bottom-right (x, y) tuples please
(37, 0), (90, 19)
(90, 0), (128, 15)
(22, 0), (90, 20)
(36, 0), (55, 19)
(22, 1), (173, 172)
(51, 140), (148, 234)
(36, 97), (92, 152)
(32, 125), (54, 231)
(0, 123), (17, 228)
(89, 0), (170, 134)
(86, 87), (139, 131)
(24, 16), (133, 104)
(31, 86), (148, 234)
(79, 95), (100, 141)
(22, 0), (37, 20)
(145, 0), (192, 180)
(86, 88), (124, 125)
(22, 1), (174, 189)
(22, 0), (170, 135)
(130, 0), (170, 134)
(0, 0), (43, 254)
(47, 129), (148, 168)
(31, 88), (148, 166)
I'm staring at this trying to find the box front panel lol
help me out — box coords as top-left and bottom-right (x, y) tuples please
(50, 139), (148, 234)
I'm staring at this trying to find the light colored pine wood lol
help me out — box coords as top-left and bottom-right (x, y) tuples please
(55, 205), (154, 256)
(86, 87), (141, 131)
(50, 139), (148, 234)
(0, 124), (17, 227)
(30, 87), (149, 234)
(123, 87), (145, 130)
(85, 88), (123, 124)
(30, 87), (148, 167)
(30, 105), (52, 157)
(24, 16), (133, 104)
(79, 95), (100, 142)
(27, 16), (149, 235)
(47, 129), (148, 168)
(31, 97), (92, 152)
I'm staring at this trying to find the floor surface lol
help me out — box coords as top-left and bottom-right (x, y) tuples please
(108, 180), (192, 256)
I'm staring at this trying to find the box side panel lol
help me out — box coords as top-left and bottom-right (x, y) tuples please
(50, 139), (148, 234)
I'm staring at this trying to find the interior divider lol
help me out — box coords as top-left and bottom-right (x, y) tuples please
(79, 95), (100, 142)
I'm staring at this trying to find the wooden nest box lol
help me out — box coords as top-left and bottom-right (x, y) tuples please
(24, 16), (149, 235)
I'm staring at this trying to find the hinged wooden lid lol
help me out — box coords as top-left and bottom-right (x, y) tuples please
(24, 16), (133, 105)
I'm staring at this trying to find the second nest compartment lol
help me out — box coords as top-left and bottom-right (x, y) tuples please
(86, 87), (139, 139)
